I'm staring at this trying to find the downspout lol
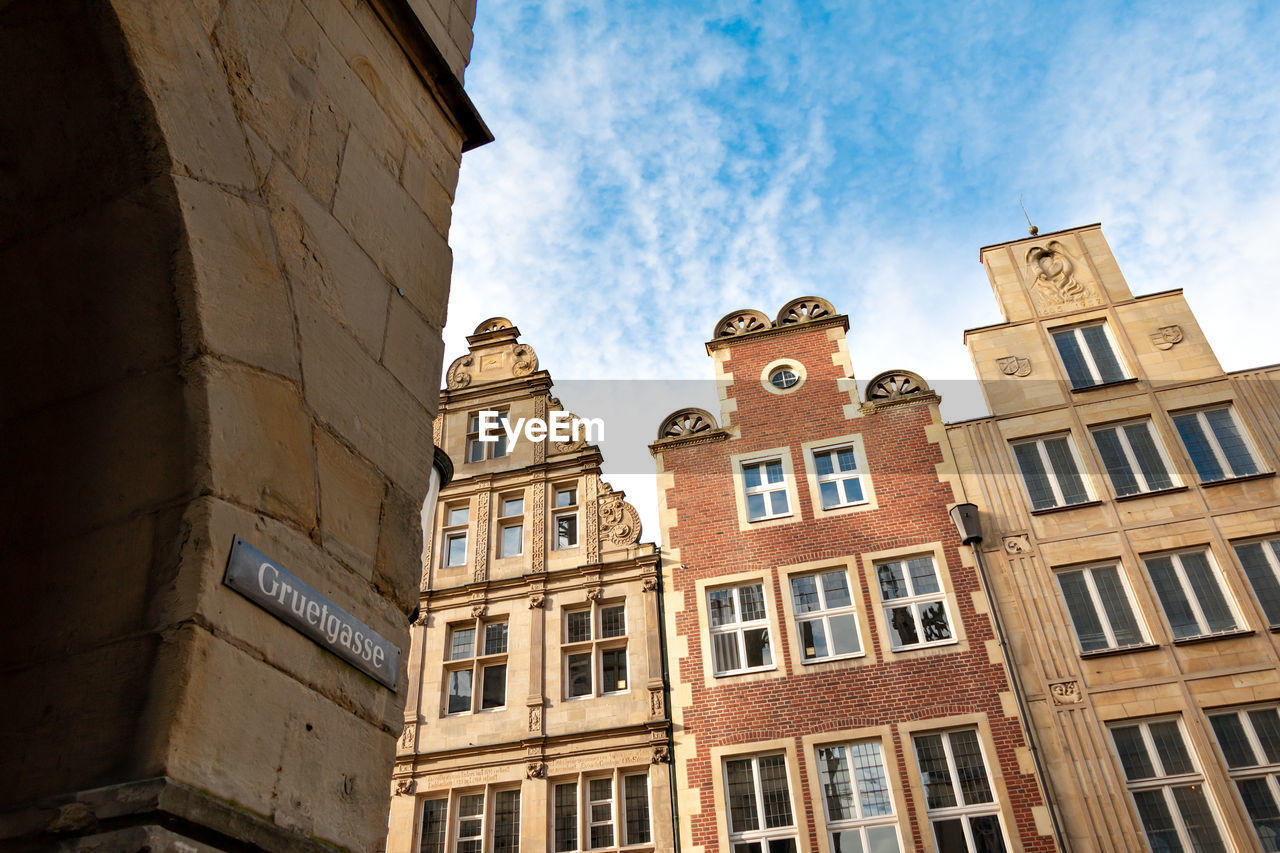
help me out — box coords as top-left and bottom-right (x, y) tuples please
(654, 546), (679, 850)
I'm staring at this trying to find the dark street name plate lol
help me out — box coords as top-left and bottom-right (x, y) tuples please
(223, 536), (400, 690)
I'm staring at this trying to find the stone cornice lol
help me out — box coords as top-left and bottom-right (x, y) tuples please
(704, 314), (849, 354)
(649, 428), (731, 456)
(439, 371), (554, 405)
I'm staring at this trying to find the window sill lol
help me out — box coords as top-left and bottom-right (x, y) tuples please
(800, 651), (866, 665)
(888, 638), (959, 653)
(747, 513), (794, 524)
(1079, 642), (1160, 659)
(1069, 377), (1140, 394)
(1114, 486), (1188, 503)
(1029, 500), (1103, 516)
(712, 665), (778, 679)
(1172, 629), (1255, 646)
(1200, 471), (1276, 488)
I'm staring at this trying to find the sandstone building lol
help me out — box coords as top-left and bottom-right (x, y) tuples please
(386, 319), (675, 852)
(948, 224), (1280, 850)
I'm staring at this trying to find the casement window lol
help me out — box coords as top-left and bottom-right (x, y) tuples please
(875, 556), (953, 650)
(1012, 434), (1091, 511)
(742, 458), (790, 521)
(724, 754), (798, 852)
(443, 504), (469, 567)
(466, 410), (511, 463)
(498, 495), (524, 558)
(815, 740), (901, 852)
(708, 583), (774, 676)
(812, 445), (865, 510)
(1142, 550), (1239, 640)
(563, 601), (627, 699)
(1208, 706), (1280, 849)
(552, 770), (652, 851)
(1234, 538), (1280, 627)
(1055, 564), (1146, 653)
(1173, 406), (1261, 483)
(789, 570), (861, 662)
(1051, 322), (1126, 389)
(419, 788), (520, 853)
(1090, 420), (1176, 497)
(1110, 718), (1227, 852)
(444, 619), (508, 715)
(554, 486), (579, 550)
(912, 730), (1006, 852)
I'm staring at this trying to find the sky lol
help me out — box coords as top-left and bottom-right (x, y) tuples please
(443, 0), (1280, 542)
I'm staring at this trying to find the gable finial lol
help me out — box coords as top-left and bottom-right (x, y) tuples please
(1020, 195), (1039, 236)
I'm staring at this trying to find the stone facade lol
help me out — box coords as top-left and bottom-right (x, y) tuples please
(386, 320), (675, 852)
(948, 224), (1280, 850)
(0, 1), (486, 850)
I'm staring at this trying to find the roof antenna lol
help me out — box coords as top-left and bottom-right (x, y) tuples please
(1020, 195), (1039, 236)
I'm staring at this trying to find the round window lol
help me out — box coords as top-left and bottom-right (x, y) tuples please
(769, 367), (799, 389)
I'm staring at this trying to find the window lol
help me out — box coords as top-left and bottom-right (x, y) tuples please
(1173, 406), (1261, 483)
(812, 445), (865, 509)
(876, 556), (953, 650)
(708, 583), (774, 676)
(1208, 706), (1280, 850)
(563, 601), (627, 699)
(1142, 550), (1238, 640)
(1110, 718), (1227, 852)
(724, 754), (797, 852)
(466, 410), (511, 462)
(552, 770), (652, 851)
(742, 458), (790, 521)
(1090, 420), (1176, 497)
(444, 619), (508, 715)
(1234, 538), (1280, 627)
(421, 798), (447, 853)
(1051, 322), (1126, 389)
(912, 729), (1006, 852)
(443, 504), (469, 567)
(815, 740), (901, 852)
(1012, 434), (1090, 511)
(498, 495), (523, 558)
(1055, 564), (1146, 653)
(789, 570), (861, 662)
(769, 367), (799, 390)
(554, 486), (579, 550)
(420, 788), (520, 853)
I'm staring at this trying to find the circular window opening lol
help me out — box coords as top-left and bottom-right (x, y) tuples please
(769, 367), (799, 390)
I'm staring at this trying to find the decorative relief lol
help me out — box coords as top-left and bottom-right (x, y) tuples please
(528, 706), (542, 732)
(657, 408), (717, 440)
(776, 296), (835, 326)
(532, 480), (546, 571)
(598, 484), (642, 547)
(528, 593), (545, 609)
(1003, 535), (1032, 555)
(649, 689), (664, 717)
(714, 309), (772, 339)
(1150, 325), (1184, 350)
(512, 344), (538, 377)
(394, 778), (415, 795)
(585, 476), (600, 563)
(548, 396), (589, 454)
(473, 492), (490, 583)
(526, 762), (546, 779)
(432, 415), (443, 448)
(865, 370), (929, 404)
(650, 745), (671, 764)
(1026, 241), (1103, 313)
(533, 397), (548, 464)
(471, 604), (487, 618)
(1050, 680), (1083, 705)
(585, 587), (603, 602)
(445, 354), (474, 390)
(399, 724), (414, 750)
(995, 356), (1032, 377)
(412, 609), (429, 627)
(473, 317), (513, 335)
(641, 577), (658, 593)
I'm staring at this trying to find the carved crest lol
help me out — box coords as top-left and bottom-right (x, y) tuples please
(641, 577), (658, 593)
(651, 745), (671, 764)
(528, 593), (545, 609)
(1050, 680), (1082, 705)
(512, 343), (538, 377)
(649, 689), (664, 717)
(1150, 325), (1183, 351)
(1003, 535), (1032, 555)
(471, 604), (487, 618)
(1026, 241), (1102, 313)
(585, 587), (603, 602)
(394, 778), (415, 795)
(599, 491), (642, 546)
(528, 705), (542, 732)
(445, 354), (474, 389)
(658, 408), (717, 440)
(526, 762), (546, 779)
(399, 724), (414, 749)
(996, 356), (1032, 377)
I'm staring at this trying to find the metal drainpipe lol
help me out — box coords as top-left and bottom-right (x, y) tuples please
(654, 547), (679, 849)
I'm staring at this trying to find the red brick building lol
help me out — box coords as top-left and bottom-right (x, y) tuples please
(650, 298), (1059, 853)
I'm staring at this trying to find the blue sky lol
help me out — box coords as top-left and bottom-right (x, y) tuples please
(444, 1), (1280, 537)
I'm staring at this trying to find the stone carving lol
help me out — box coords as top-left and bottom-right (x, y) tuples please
(649, 689), (664, 717)
(394, 778), (415, 795)
(599, 486), (642, 546)
(473, 317), (513, 335)
(547, 397), (589, 453)
(1050, 680), (1082, 705)
(585, 476), (600, 563)
(532, 480), (546, 571)
(657, 408), (717, 440)
(446, 354), (474, 389)
(651, 745), (671, 764)
(526, 762), (546, 779)
(1003, 535), (1032, 555)
(473, 492), (490, 583)
(1026, 242), (1102, 313)
(399, 724), (414, 749)
(642, 577), (658, 593)
(413, 609), (429, 627)
(528, 593), (544, 609)
(585, 587), (603, 601)
(714, 309), (772, 339)
(996, 356), (1032, 377)
(471, 604), (487, 618)
(1150, 325), (1184, 350)
(528, 706), (542, 732)
(512, 343), (538, 377)
(776, 296), (836, 326)
(865, 370), (929, 403)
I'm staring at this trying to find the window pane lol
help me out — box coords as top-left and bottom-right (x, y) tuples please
(1210, 713), (1256, 768)
(446, 534), (467, 566)
(907, 557), (940, 595)
(932, 818), (968, 849)
(1251, 709), (1280, 764)
(1093, 566), (1144, 647)
(556, 488), (576, 508)
(865, 826), (901, 853)
(600, 605), (626, 638)
(919, 601), (951, 642)
(1206, 408), (1258, 477)
(800, 619), (828, 660)
(567, 653), (592, 697)
(501, 524), (522, 557)
(1146, 556), (1200, 639)
(501, 497), (523, 516)
(1014, 442), (1056, 510)
(450, 627), (475, 660)
(814, 451), (835, 476)
(849, 741), (891, 817)
(420, 799), (447, 853)
(791, 575), (820, 613)
(769, 489), (790, 515)
(764, 460), (784, 483)
(491, 433), (508, 458)
(480, 664), (505, 709)
(467, 439), (485, 463)
(819, 481), (841, 509)
(589, 778), (613, 848)
(1148, 720), (1193, 776)
(1236, 542), (1280, 625)
(822, 571), (852, 608)
(842, 478), (864, 503)
(949, 730), (993, 805)
(836, 447), (857, 471)
(1171, 784), (1227, 852)
(913, 734), (957, 809)
(887, 606), (918, 647)
(1111, 725), (1155, 780)
(1179, 552), (1236, 633)
(1094, 427), (1140, 496)
(1081, 324), (1124, 383)
(1132, 790), (1182, 852)
(709, 589), (737, 627)
(1058, 571), (1109, 652)
(493, 790), (520, 853)
(830, 830), (864, 853)
(816, 746), (854, 821)
(448, 506), (469, 526)
(1053, 329), (1092, 388)
(877, 562), (907, 600)
(828, 613), (861, 656)
(484, 623), (508, 654)
(566, 610), (592, 643)
(746, 493), (767, 520)
(554, 783), (577, 852)
(712, 632), (741, 673)
(601, 649), (627, 692)
(743, 464), (762, 489)
(1124, 423), (1173, 490)
(624, 774), (651, 844)
(1237, 777), (1280, 849)
(1044, 437), (1088, 505)
(757, 755), (793, 828)
(1175, 412), (1225, 482)
(969, 814), (1007, 853)
(447, 669), (472, 714)
(556, 514), (577, 549)
(726, 759), (760, 832)
(739, 585), (767, 621)
(742, 627), (773, 668)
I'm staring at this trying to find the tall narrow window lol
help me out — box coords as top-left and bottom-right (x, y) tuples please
(724, 754), (797, 851)
(876, 556), (953, 650)
(455, 793), (485, 853)
(554, 486), (579, 549)
(708, 583), (774, 675)
(1051, 322), (1126, 389)
(420, 798), (448, 853)
(812, 444), (865, 509)
(1235, 538), (1280, 627)
(466, 410), (511, 462)
(1090, 420), (1176, 497)
(563, 601), (627, 699)
(789, 569), (861, 661)
(1111, 718), (1227, 852)
(443, 504), (469, 567)
(492, 789), (520, 853)
(1055, 564), (1146, 653)
(1173, 406), (1261, 483)
(742, 458), (790, 521)
(444, 619), (508, 715)
(1012, 435), (1091, 511)
(1142, 550), (1238, 640)
(912, 729), (1006, 852)
(552, 770), (650, 851)
(498, 494), (524, 558)
(815, 740), (901, 851)
(1208, 706), (1280, 850)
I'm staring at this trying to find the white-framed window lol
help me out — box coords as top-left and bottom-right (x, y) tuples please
(1141, 550), (1239, 640)
(875, 556), (953, 650)
(768, 366), (800, 390)
(811, 445), (865, 510)
(724, 753), (797, 852)
(1173, 406), (1261, 483)
(912, 729), (1006, 852)
(1208, 705), (1280, 849)
(815, 740), (901, 851)
(742, 458), (790, 521)
(444, 619), (508, 715)
(420, 787), (521, 853)
(1055, 564), (1146, 653)
(1051, 321), (1127, 389)
(498, 494), (524, 558)
(554, 485), (579, 550)
(1110, 717), (1227, 852)
(788, 569), (861, 662)
(466, 410), (511, 463)
(1090, 420), (1176, 497)
(1012, 434), (1091, 511)
(552, 769), (652, 851)
(563, 601), (627, 699)
(1234, 538), (1280, 627)
(708, 583), (774, 676)
(443, 503), (469, 567)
